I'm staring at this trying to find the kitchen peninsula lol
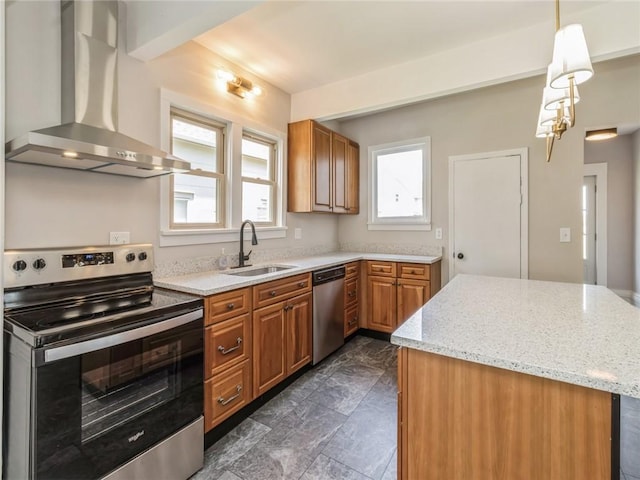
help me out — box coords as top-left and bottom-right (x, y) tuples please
(392, 274), (640, 480)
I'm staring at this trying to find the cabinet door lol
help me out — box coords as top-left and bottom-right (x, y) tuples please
(253, 303), (286, 397)
(344, 303), (359, 338)
(346, 141), (359, 214)
(332, 133), (348, 213)
(367, 276), (397, 333)
(312, 122), (332, 212)
(285, 292), (312, 375)
(397, 279), (430, 326)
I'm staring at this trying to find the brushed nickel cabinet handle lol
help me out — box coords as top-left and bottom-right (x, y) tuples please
(270, 290), (277, 297)
(348, 316), (358, 326)
(411, 270), (416, 274)
(298, 282), (306, 287)
(218, 337), (242, 355)
(227, 303), (235, 310)
(348, 291), (356, 297)
(218, 385), (242, 406)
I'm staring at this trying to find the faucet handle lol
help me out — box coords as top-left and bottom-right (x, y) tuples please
(243, 250), (252, 261)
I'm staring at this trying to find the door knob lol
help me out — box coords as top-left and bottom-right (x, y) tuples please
(457, 252), (464, 259)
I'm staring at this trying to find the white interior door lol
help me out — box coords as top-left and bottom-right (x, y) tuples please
(449, 150), (527, 279)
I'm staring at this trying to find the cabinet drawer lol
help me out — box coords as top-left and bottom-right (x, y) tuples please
(345, 262), (359, 278)
(398, 263), (430, 280)
(204, 359), (252, 432)
(344, 277), (359, 307)
(253, 273), (312, 309)
(344, 304), (359, 337)
(366, 261), (396, 278)
(206, 288), (251, 326)
(205, 314), (251, 378)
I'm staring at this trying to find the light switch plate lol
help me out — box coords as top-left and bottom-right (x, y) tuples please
(559, 227), (571, 243)
(294, 228), (302, 240)
(435, 228), (443, 240)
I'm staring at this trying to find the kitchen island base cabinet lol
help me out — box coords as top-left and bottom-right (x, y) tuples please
(398, 347), (614, 480)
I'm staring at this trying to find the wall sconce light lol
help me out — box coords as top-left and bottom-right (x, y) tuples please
(536, 0), (593, 162)
(585, 128), (618, 141)
(216, 69), (263, 99)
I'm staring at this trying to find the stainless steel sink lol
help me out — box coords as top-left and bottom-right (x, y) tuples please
(225, 265), (294, 277)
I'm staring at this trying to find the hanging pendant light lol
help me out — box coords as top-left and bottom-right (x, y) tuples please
(535, 0), (593, 162)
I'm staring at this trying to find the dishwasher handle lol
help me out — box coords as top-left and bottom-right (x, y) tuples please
(312, 266), (346, 286)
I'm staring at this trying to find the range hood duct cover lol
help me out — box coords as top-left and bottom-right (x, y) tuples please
(5, 0), (190, 178)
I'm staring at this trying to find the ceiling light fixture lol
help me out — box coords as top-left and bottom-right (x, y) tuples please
(536, 0), (593, 162)
(216, 69), (263, 99)
(585, 128), (618, 141)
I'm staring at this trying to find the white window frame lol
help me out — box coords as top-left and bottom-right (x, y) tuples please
(368, 136), (432, 231)
(169, 108), (226, 230)
(159, 89), (286, 247)
(241, 131), (277, 226)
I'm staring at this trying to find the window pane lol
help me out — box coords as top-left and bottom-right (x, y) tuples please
(376, 150), (423, 218)
(242, 137), (271, 179)
(242, 182), (272, 223)
(172, 118), (220, 173)
(173, 173), (219, 224)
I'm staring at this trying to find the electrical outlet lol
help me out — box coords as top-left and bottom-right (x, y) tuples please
(294, 228), (302, 240)
(435, 228), (443, 240)
(559, 227), (571, 243)
(109, 231), (130, 245)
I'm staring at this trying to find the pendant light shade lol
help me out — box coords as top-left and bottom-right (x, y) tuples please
(549, 24), (594, 88)
(543, 65), (580, 111)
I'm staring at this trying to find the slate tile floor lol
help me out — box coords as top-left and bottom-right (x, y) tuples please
(192, 336), (397, 480)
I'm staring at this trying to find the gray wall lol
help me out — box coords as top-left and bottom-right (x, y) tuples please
(337, 55), (640, 284)
(585, 135), (635, 291)
(5, 1), (338, 268)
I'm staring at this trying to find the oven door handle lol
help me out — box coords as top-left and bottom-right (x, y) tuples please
(42, 309), (203, 364)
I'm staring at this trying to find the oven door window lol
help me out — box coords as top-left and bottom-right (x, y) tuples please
(35, 318), (203, 479)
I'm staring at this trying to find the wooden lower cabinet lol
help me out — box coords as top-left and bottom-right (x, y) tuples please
(253, 303), (286, 397)
(204, 359), (252, 431)
(398, 347), (613, 479)
(366, 261), (441, 333)
(344, 304), (359, 337)
(367, 276), (396, 332)
(253, 292), (312, 397)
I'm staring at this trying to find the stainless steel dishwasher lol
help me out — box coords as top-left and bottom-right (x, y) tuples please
(312, 265), (346, 364)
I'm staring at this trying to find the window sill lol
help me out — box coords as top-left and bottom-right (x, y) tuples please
(367, 223), (432, 232)
(159, 226), (288, 247)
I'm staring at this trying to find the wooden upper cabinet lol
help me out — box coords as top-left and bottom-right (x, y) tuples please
(332, 133), (348, 213)
(312, 123), (332, 212)
(288, 119), (359, 214)
(346, 141), (360, 214)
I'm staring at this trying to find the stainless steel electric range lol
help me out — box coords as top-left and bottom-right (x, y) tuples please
(3, 244), (204, 480)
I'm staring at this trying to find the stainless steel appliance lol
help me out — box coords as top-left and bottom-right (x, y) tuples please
(3, 244), (204, 480)
(312, 265), (346, 364)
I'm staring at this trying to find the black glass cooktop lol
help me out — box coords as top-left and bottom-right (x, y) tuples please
(4, 273), (202, 347)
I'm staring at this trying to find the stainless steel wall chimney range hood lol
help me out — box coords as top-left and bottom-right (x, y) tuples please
(5, 1), (190, 178)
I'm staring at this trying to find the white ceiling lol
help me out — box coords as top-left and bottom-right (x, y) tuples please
(194, 0), (608, 95)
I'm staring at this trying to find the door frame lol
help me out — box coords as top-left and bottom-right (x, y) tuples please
(583, 163), (608, 286)
(448, 148), (529, 281)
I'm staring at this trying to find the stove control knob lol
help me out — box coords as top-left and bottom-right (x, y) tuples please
(126, 253), (136, 262)
(138, 252), (148, 261)
(33, 258), (47, 270)
(12, 260), (27, 272)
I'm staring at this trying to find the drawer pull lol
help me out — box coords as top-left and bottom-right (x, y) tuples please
(347, 291), (356, 297)
(411, 270), (416, 274)
(298, 282), (306, 288)
(269, 290), (277, 297)
(348, 316), (358, 326)
(218, 337), (242, 355)
(218, 385), (242, 406)
(227, 303), (235, 310)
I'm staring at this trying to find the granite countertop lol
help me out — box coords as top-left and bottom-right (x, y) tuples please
(391, 274), (640, 399)
(154, 251), (441, 296)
